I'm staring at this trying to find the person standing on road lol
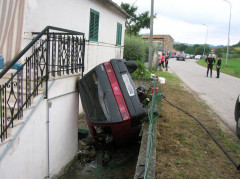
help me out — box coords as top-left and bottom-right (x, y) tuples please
(216, 55), (221, 78)
(161, 53), (165, 69)
(205, 54), (215, 77)
(157, 54), (161, 70)
(157, 53), (165, 70)
(165, 54), (169, 71)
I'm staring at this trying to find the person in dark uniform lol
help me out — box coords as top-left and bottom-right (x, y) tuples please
(216, 55), (221, 78)
(165, 54), (169, 71)
(205, 54), (215, 77)
(137, 85), (151, 107)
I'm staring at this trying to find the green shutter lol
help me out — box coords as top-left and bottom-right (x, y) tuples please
(89, 9), (99, 42)
(116, 23), (122, 46)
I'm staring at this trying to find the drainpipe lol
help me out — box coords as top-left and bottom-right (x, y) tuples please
(46, 100), (52, 178)
(44, 91), (76, 178)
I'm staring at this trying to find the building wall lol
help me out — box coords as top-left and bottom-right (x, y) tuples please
(142, 35), (174, 55)
(163, 36), (174, 54)
(24, 0), (127, 72)
(0, 75), (80, 179)
(0, 2), (127, 177)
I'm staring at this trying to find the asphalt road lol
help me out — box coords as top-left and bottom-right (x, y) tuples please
(168, 58), (240, 133)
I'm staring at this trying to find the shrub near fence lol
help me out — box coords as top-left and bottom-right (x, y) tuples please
(124, 35), (149, 62)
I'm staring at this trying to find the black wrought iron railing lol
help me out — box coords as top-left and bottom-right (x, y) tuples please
(0, 26), (85, 142)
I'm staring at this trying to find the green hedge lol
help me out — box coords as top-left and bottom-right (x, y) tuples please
(123, 35), (149, 62)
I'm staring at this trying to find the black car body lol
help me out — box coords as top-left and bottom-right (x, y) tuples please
(176, 54), (185, 61)
(78, 59), (146, 145)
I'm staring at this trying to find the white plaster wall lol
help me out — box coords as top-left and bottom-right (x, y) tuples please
(24, 0), (127, 72)
(48, 92), (78, 176)
(0, 100), (48, 179)
(0, 75), (80, 179)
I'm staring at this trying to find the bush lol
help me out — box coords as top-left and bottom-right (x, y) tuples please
(131, 60), (153, 79)
(123, 35), (149, 62)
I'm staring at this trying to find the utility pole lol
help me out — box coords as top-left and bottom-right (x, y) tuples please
(148, 0), (154, 69)
(202, 23), (208, 57)
(223, 0), (231, 65)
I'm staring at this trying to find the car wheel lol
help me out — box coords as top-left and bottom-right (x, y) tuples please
(235, 96), (240, 138)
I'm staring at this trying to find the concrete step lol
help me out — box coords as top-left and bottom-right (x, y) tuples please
(0, 90), (39, 145)
(4, 86), (44, 102)
(0, 117), (25, 145)
(0, 75), (46, 90)
(1, 100), (33, 120)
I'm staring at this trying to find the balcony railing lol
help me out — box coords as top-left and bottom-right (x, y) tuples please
(0, 26), (85, 142)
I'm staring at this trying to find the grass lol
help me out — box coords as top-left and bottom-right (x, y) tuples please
(197, 57), (240, 78)
(155, 71), (181, 87)
(155, 71), (240, 178)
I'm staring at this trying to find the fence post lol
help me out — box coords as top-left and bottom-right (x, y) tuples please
(45, 29), (50, 99)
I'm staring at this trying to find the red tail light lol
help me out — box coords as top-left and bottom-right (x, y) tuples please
(104, 62), (130, 121)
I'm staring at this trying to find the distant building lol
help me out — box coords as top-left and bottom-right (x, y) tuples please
(142, 35), (174, 54)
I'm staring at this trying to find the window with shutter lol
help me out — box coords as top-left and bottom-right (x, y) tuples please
(89, 9), (99, 42)
(116, 23), (122, 46)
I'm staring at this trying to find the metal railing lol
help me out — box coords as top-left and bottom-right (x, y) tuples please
(0, 26), (85, 142)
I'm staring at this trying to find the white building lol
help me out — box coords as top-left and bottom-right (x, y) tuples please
(0, 1), (129, 178)
(1, 0), (129, 71)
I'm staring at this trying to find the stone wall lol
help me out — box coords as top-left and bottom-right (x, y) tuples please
(142, 35), (174, 54)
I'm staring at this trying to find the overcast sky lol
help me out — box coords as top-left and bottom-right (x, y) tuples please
(113, 0), (240, 46)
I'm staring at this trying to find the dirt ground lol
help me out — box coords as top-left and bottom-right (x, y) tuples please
(58, 114), (141, 179)
(156, 72), (240, 178)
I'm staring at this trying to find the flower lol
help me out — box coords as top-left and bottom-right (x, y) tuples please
(141, 71), (144, 74)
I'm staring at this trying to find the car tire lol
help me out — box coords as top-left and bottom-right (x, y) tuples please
(235, 96), (240, 138)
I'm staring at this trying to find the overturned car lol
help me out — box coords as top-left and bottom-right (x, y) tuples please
(78, 59), (147, 146)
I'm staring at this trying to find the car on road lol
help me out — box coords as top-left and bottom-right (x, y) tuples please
(235, 94), (240, 138)
(190, 55), (195, 59)
(195, 55), (201, 60)
(176, 54), (185, 61)
(182, 53), (187, 58)
(170, 54), (176, 58)
(186, 54), (191, 59)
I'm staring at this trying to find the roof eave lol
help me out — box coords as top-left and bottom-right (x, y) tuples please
(105, 0), (131, 18)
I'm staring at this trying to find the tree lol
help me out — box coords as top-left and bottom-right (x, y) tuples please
(233, 41), (240, 47)
(123, 35), (148, 62)
(185, 46), (194, 54)
(214, 48), (224, 56)
(194, 45), (210, 55)
(173, 43), (188, 52)
(121, 3), (151, 36)
(192, 44), (200, 50)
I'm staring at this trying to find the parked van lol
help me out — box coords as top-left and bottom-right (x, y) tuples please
(195, 55), (202, 60)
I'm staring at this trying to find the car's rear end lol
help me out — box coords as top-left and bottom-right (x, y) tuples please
(177, 54), (185, 61)
(78, 59), (146, 145)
